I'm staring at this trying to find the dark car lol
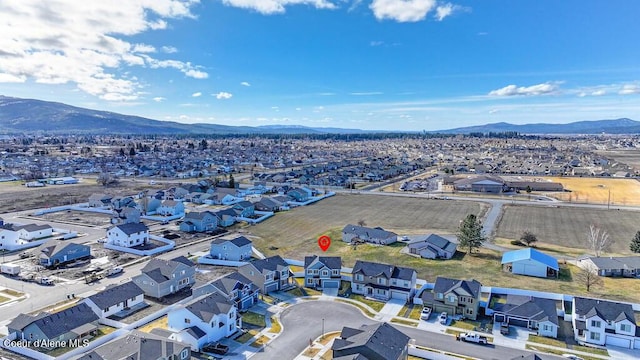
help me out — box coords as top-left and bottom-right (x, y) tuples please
(202, 343), (229, 355)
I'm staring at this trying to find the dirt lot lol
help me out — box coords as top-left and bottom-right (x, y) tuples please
(245, 194), (486, 259)
(495, 204), (640, 254)
(543, 176), (640, 206)
(597, 149), (640, 171)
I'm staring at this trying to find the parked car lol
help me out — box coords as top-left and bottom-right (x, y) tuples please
(456, 332), (488, 345)
(500, 323), (510, 335)
(420, 307), (432, 320)
(439, 312), (448, 325)
(561, 355), (584, 360)
(202, 342), (229, 355)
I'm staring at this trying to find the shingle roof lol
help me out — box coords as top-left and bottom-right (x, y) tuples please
(574, 297), (635, 324)
(586, 256), (640, 270)
(434, 277), (482, 298)
(497, 296), (558, 326)
(112, 222), (148, 235)
(331, 323), (410, 360)
(184, 292), (234, 322)
(501, 248), (559, 271)
(87, 281), (144, 309)
(183, 211), (215, 220)
(39, 241), (89, 259)
(250, 255), (289, 272)
(141, 256), (194, 281)
(211, 235), (252, 248)
(26, 303), (99, 339)
(408, 234), (457, 254)
(342, 224), (396, 241)
(304, 255), (342, 270)
(352, 260), (416, 281)
(7, 312), (49, 331)
(75, 330), (188, 360)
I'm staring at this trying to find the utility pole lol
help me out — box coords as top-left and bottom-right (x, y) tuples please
(607, 188), (611, 210)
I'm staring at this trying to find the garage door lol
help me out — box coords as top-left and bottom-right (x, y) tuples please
(391, 291), (407, 300)
(494, 315), (505, 323)
(323, 280), (339, 288)
(265, 282), (278, 293)
(508, 318), (529, 328)
(606, 336), (631, 348)
(634, 339), (640, 349)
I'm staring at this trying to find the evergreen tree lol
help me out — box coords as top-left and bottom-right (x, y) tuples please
(631, 231), (640, 253)
(457, 214), (485, 254)
(229, 174), (235, 189)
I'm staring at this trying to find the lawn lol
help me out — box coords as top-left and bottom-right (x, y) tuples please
(250, 335), (270, 348)
(0, 289), (24, 297)
(525, 345), (600, 360)
(397, 304), (422, 320)
(528, 334), (567, 348)
(546, 176), (640, 206)
(269, 316), (282, 333)
(0, 295), (10, 304)
(247, 194), (486, 259)
(137, 315), (168, 333)
(390, 318), (418, 327)
(242, 311), (266, 328)
(236, 329), (259, 343)
(495, 204), (640, 254)
(335, 299), (376, 318)
(349, 294), (385, 312)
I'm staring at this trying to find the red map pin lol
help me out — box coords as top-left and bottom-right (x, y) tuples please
(318, 235), (331, 252)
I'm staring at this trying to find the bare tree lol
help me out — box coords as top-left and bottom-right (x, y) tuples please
(520, 231), (538, 247)
(576, 262), (603, 292)
(357, 219), (367, 227)
(96, 172), (119, 187)
(587, 224), (614, 257)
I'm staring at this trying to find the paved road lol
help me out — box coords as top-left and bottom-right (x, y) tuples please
(251, 300), (561, 360)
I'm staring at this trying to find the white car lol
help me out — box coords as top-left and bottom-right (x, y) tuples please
(562, 355), (584, 360)
(439, 312), (448, 325)
(420, 307), (432, 320)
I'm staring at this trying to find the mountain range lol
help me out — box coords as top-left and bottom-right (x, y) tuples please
(1, 95), (639, 135)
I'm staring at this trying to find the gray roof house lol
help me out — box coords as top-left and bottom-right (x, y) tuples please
(351, 260), (417, 302)
(83, 281), (146, 318)
(492, 295), (559, 338)
(407, 234), (457, 259)
(179, 211), (218, 233)
(331, 322), (410, 360)
(342, 224), (398, 245)
(74, 330), (190, 360)
(192, 272), (259, 311)
(422, 277), (482, 320)
(132, 256), (196, 299)
(238, 255), (293, 294)
(572, 297), (639, 349)
(578, 256), (640, 277)
(8, 303), (99, 349)
(39, 241), (91, 267)
(304, 255), (342, 290)
(209, 236), (253, 261)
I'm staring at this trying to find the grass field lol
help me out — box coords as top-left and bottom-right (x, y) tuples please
(248, 194), (486, 259)
(495, 204), (640, 254)
(545, 176), (640, 206)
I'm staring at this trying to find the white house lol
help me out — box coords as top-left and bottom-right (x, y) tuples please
(572, 297), (640, 349)
(167, 292), (240, 351)
(0, 228), (21, 250)
(156, 200), (185, 216)
(106, 222), (149, 248)
(501, 248), (559, 278)
(16, 224), (54, 240)
(492, 295), (559, 338)
(209, 236), (253, 261)
(83, 281), (145, 318)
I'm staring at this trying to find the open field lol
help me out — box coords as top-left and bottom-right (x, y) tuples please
(495, 204), (640, 254)
(596, 149), (640, 171)
(247, 194), (486, 259)
(544, 176), (640, 206)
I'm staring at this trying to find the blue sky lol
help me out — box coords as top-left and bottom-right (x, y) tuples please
(1, 0), (639, 131)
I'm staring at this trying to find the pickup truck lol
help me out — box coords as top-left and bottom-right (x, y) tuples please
(456, 332), (489, 345)
(202, 342), (229, 355)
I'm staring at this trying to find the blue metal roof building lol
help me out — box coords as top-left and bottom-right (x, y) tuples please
(501, 248), (559, 278)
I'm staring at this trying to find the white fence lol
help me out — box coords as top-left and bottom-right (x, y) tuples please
(103, 235), (174, 256)
(408, 344), (465, 360)
(198, 256), (248, 267)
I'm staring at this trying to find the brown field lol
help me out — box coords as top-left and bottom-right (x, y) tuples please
(544, 176), (640, 206)
(596, 149), (640, 171)
(495, 205), (640, 254)
(247, 194), (486, 259)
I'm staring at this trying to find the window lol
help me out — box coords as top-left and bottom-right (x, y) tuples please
(355, 274), (364, 281)
(620, 323), (632, 332)
(377, 277), (386, 285)
(466, 308), (473, 314)
(185, 318), (191, 324)
(104, 307), (109, 312)
(307, 278), (313, 284)
(281, 270), (288, 276)
(542, 324), (550, 331)
(181, 349), (189, 359)
(590, 320), (601, 328)
(332, 269), (339, 275)
(448, 295), (456, 303)
(322, 270), (328, 277)
(307, 269), (313, 275)
(589, 332), (600, 341)
(438, 293), (444, 299)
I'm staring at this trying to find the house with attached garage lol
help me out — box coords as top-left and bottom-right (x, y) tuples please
(572, 296), (640, 349)
(88, 193), (113, 208)
(179, 211), (218, 233)
(213, 208), (237, 227)
(192, 272), (259, 312)
(106, 222), (149, 248)
(501, 248), (559, 278)
(407, 234), (457, 259)
(238, 255), (293, 294)
(14, 224), (53, 240)
(350, 260), (417, 302)
(82, 281), (146, 318)
(7, 303), (99, 349)
(75, 330), (191, 360)
(156, 200), (185, 216)
(253, 197), (282, 212)
(331, 322), (410, 360)
(286, 188), (309, 202)
(421, 277), (482, 320)
(491, 295), (559, 338)
(304, 255), (342, 291)
(232, 201), (256, 217)
(133, 256), (196, 299)
(38, 241), (91, 268)
(166, 291), (240, 352)
(577, 256), (640, 277)
(209, 236), (253, 261)
(342, 224), (398, 245)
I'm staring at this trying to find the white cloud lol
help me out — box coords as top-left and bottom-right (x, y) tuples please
(214, 91), (233, 99)
(619, 84), (640, 95)
(350, 91), (383, 96)
(370, 0), (436, 22)
(221, 0), (336, 15)
(0, 1), (205, 101)
(434, 3), (460, 21)
(488, 82), (560, 96)
(161, 46), (178, 53)
(192, 92), (202, 97)
(240, 81), (251, 86)
(153, 96), (166, 102)
(591, 90), (606, 96)
(370, 41), (384, 47)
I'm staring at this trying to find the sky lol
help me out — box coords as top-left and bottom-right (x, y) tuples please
(1, 0), (640, 131)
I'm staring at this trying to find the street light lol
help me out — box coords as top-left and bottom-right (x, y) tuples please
(322, 318), (325, 340)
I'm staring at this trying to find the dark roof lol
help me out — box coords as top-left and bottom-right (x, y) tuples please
(19, 223), (53, 232)
(250, 255), (289, 273)
(234, 201), (254, 208)
(211, 235), (252, 247)
(208, 272), (257, 296)
(7, 313), (49, 331)
(185, 292), (235, 322)
(25, 303), (99, 339)
(214, 208), (237, 217)
(342, 224), (396, 240)
(331, 323), (410, 360)
(574, 297), (635, 324)
(75, 330), (188, 360)
(87, 282), (144, 309)
(141, 256), (194, 281)
(183, 211), (215, 220)
(112, 222), (148, 235)
(434, 277), (482, 298)
(586, 256), (640, 270)
(304, 255), (342, 270)
(497, 296), (558, 326)
(352, 260), (416, 281)
(185, 326), (207, 339)
(171, 255), (195, 267)
(39, 241), (89, 259)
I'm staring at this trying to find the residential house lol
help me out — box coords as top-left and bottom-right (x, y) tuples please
(407, 234), (457, 259)
(15, 224), (53, 240)
(7, 303), (99, 349)
(75, 330), (190, 360)
(287, 188), (309, 202)
(192, 272), (259, 312)
(421, 277), (482, 320)
(0, 227), (20, 249)
(331, 323), (410, 360)
(216, 188), (242, 205)
(209, 236), (253, 261)
(112, 207), (141, 224)
(238, 255), (292, 293)
(492, 295), (559, 338)
(156, 200), (185, 216)
(233, 201), (256, 217)
(133, 256), (196, 298)
(351, 260), (417, 302)
(39, 241), (91, 267)
(106, 222), (149, 248)
(213, 208), (237, 227)
(167, 291), (240, 351)
(577, 256), (640, 277)
(501, 248), (559, 278)
(572, 297), (640, 349)
(180, 211), (218, 233)
(88, 193), (113, 208)
(303, 255), (342, 290)
(342, 224), (398, 245)
(110, 196), (136, 210)
(253, 197), (282, 212)
(83, 281), (145, 318)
